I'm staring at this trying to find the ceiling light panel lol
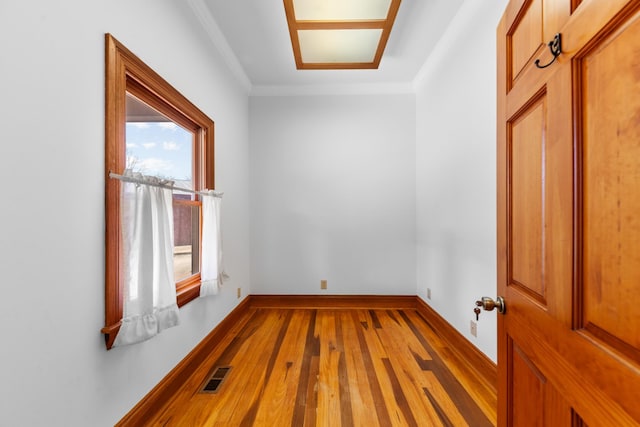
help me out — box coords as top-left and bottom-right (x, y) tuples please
(292, 0), (392, 21)
(284, 0), (401, 70)
(298, 29), (383, 63)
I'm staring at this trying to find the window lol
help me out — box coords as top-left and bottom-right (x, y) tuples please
(103, 34), (215, 349)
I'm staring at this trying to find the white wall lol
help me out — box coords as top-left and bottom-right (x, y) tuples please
(250, 94), (416, 295)
(414, 0), (509, 362)
(0, 1), (250, 425)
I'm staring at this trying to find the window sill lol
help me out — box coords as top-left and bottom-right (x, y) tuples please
(176, 280), (201, 308)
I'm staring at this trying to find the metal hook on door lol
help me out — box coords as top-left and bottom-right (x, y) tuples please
(535, 33), (562, 69)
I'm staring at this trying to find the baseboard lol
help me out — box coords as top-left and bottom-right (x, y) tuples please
(117, 294), (496, 424)
(249, 294), (417, 309)
(116, 296), (252, 426)
(415, 296), (497, 393)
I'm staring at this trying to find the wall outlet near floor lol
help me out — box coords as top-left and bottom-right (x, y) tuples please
(320, 279), (327, 290)
(427, 288), (431, 299)
(237, 287), (241, 299)
(470, 320), (477, 337)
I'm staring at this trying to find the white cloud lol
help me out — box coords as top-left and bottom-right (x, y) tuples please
(157, 122), (179, 131)
(126, 143), (138, 148)
(136, 158), (175, 175)
(129, 122), (150, 129)
(163, 141), (180, 151)
(142, 142), (157, 149)
(125, 156), (174, 176)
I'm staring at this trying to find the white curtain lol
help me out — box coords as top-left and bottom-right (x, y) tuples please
(114, 172), (180, 347)
(200, 192), (229, 296)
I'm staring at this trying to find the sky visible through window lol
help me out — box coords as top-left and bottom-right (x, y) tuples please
(125, 122), (193, 184)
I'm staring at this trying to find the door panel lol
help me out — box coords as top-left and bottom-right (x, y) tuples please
(509, 340), (545, 426)
(580, 11), (640, 360)
(508, 337), (575, 426)
(510, 97), (546, 303)
(497, 0), (640, 425)
(510, 0), (544, 83)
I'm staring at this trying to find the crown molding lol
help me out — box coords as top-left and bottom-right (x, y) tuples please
(251, 81), (415, 97)
(412, 0), (497, 91)
(186, 0), (252, 92)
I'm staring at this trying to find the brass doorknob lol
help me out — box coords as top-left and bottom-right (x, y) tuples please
(475, 296), (506, 314)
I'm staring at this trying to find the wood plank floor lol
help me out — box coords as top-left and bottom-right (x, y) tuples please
(149, 308), (497, 426)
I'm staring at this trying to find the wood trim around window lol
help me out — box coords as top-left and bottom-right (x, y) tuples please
(103, 33), (215, 349)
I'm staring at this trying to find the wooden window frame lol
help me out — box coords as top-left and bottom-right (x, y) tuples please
(103, 34), (215, 349)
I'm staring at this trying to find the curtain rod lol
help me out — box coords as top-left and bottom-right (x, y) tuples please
(109, 172), (223, 198)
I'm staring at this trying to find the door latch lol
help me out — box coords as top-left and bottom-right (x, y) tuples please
(474, 296), (506, 320)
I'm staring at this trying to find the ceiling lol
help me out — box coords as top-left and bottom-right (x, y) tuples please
(189, 0), (465, 93)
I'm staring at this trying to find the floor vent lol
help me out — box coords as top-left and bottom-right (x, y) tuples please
(201, 366), (232, 393)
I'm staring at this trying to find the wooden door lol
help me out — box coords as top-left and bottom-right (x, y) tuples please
(497, 0), (640, 425)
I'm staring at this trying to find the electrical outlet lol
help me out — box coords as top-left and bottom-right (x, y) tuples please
(470, 320), (477, 337)
(320, 280), (327, 290)
(237, 287), (241, 299)
(427, 288), (431, 299)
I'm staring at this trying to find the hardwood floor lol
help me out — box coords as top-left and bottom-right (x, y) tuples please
(146, 307), (497, 426)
